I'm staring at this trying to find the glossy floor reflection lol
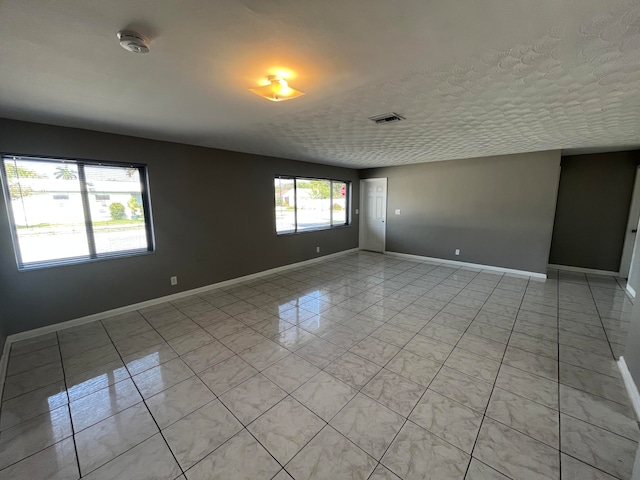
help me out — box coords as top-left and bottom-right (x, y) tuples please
(0, 252), (638, 479)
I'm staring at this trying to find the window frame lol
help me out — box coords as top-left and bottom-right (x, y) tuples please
(1, 153), (155, 270)
(274, 174), (351, 235)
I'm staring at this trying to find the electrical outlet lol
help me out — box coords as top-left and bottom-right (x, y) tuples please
(455, 249), (460, 256)
(316, 246), (320, 253)
(170, 276), (178, 286)
(395, 209), (401, 215)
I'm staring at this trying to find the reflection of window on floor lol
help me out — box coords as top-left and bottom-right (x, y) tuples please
(274, 175), (350, 234)
(1, 155), (155, 269)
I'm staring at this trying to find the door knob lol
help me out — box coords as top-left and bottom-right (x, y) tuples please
(633, 229), (638, 233)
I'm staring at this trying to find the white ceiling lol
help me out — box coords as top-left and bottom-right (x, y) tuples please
(0, 0), (639, 168)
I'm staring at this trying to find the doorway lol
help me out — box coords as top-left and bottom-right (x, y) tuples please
(359, 178), (387, 253)
(620, 167), (640, 278)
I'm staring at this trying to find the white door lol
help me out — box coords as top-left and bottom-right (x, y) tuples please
(620, 167), (640, 277)
(360, 178), (387, 252)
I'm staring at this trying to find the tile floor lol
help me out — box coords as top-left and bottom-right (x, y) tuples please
(0, 251), (638, 479)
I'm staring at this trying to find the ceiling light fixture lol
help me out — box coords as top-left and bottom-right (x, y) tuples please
(249, 75), (305, 102)
(117, 31), (150, 54)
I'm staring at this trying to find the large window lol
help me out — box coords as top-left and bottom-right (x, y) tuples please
(275, 176), (349, 234)
(1, 155), (154, 269)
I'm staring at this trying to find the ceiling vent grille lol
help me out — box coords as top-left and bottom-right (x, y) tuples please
(369, 112), (405, 124)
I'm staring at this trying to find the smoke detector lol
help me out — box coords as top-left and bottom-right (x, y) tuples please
(117, 31), (150, 54)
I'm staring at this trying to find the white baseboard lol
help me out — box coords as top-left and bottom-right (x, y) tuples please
(627, 284), (637, 299)
(3, 248), (360, 348)
(618, 356), (640, 422)
(548, 263), (619, 277)
(385, 251), (547, 279)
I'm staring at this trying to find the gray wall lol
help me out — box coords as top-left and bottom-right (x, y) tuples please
(549, 152), (640, 272)
(0, 118), (359, 340)
(361, 151), (561, 274)
(625, 216), (640, 388)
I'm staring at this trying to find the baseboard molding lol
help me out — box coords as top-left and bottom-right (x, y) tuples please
(618, 356), (640, 422)
(626, 284), (637, 299)
(547, 263), (619, 277)
(4, 247), (360, 347)
(385, 251), (546, 279)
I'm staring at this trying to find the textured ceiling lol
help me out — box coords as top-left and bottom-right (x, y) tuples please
(0, 0), (639, 167)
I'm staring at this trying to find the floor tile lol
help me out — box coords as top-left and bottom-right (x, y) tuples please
(486, 387), (559, 448)
(445, 348), (501, 384)
(464, 458), (510, 479)
(457, 334), (506, 361)
(185, 429), (281, 480)
(219, 374), (286, 424)
(418, 323), (465, 345)
(409, 389), (483, 453)
(0, 437), (78, 480)
(113, 330), (165, 357)
(292, 371), (357, 421)
(560, 385), (639, 441)
(2, 361), (64, 401)
(0, 406), (72, 470)
(508, 332), (558, 359)
(474, 418), (560, 480)
(362, 369), (425, 417)
(404, 335), (454, 364)
(66, 359), (130, 402)
(219, 328), (266, 353)
(248, 396), (325, 464)
(6, 344), (61, 377)
(350, 336), (400, 366)
(260, 353), (319, 392)
(132, 358), (194, 399)
(122, 342), (178, 376)
(146, 376), (215, 429)
(0, 381), (68, 431)
(381, 421), (470, 480)
(81, 433), (181, 480)
(295, 337), (346, 368)
(70, 377), (142, 432)
(560, 453), (617, 480)
(167, 329), (216, 355)
(560, 414), (637, 479)
(502, 346), (558, 381)
(330, 393), (405, 459)
(197, 355), (258, 395)
(180, 340), (234, 373)
(370, 324), (415, 347)
(429, 367), (493, 413)
(559, 363), (628, 405)
(163, 400), (243, 470)
(239, 339), (290, 371)
(75, 402), (158, 475)
(495, 364), (558, 410)
(9, 333), (58, 357)
(287, 426), (377, 480)
(324, 351), (381, 389)
(386, 349), (440, 386)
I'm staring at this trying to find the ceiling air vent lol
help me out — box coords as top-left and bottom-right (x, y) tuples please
(369, 112), (405, 124)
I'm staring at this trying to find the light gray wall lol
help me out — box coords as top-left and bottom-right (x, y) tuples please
(361, 151), (561, 274)
(549, 152), (640, 272)
(624, 223), (640, 387)
(0, 118), (359, 340)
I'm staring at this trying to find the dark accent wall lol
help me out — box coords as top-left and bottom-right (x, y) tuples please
(361, 151), (561, 274)
(549, 152), (640, 272)
(0, 118), (359, 339)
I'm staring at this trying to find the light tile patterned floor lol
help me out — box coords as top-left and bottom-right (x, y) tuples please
(0, 251), (638, 479)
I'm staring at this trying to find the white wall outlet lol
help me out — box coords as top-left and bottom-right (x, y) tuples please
(395, 209), (401, 215)
(355, 208), (359, 215)
(455, 249), (460, 256)
(170, 276), (178, 286)
(316, 246), (320, 253)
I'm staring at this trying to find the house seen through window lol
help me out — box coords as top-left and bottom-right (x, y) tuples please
(1, 155), (154, 269)
(275, 176), (349, 234)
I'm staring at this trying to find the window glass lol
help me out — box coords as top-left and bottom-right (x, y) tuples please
(274, 176), (349, 234)
(2, 156), (154, 269)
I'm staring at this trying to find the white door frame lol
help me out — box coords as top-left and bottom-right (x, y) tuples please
(359, 178), (387, 252)
(620, 166), (640, 277)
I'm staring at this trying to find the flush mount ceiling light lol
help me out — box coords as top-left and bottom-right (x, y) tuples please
(249, 75), (305, 102)
(117, 31), (150, 54)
